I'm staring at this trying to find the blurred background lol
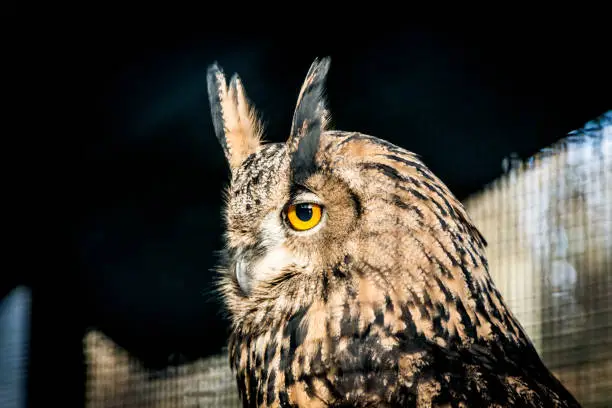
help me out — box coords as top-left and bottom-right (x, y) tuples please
(2, 17), (611, 408)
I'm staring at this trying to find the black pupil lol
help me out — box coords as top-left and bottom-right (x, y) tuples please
(295, 204), (313, 222)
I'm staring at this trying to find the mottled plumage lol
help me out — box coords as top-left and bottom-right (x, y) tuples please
(206, 57), (582, 407)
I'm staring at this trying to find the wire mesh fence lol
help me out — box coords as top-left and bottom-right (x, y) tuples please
(83, 111), (611, 407)
(84, 330), (240, 408)
(464, 111), (611, 407)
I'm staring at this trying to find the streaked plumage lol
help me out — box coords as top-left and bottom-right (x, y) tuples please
(206, 57), (582, 407)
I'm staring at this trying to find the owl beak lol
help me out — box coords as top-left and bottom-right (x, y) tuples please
(234, 254), (252, 295)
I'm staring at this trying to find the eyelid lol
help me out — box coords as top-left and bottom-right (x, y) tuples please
(291, 192), (323, 206)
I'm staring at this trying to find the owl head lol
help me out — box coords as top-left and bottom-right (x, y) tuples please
(207, 56), (493, 330)
(206, 57), (538, 406)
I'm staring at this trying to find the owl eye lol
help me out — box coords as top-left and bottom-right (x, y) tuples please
(286, 203), (323, 231)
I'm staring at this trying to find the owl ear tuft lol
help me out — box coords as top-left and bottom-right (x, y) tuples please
(286, 57), (331, 179)
(207, 62), (264, 172)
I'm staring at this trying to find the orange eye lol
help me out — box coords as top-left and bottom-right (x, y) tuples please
(286, 203), (323, 231)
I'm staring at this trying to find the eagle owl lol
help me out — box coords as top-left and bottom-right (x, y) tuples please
(206, 57), (581, 407)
